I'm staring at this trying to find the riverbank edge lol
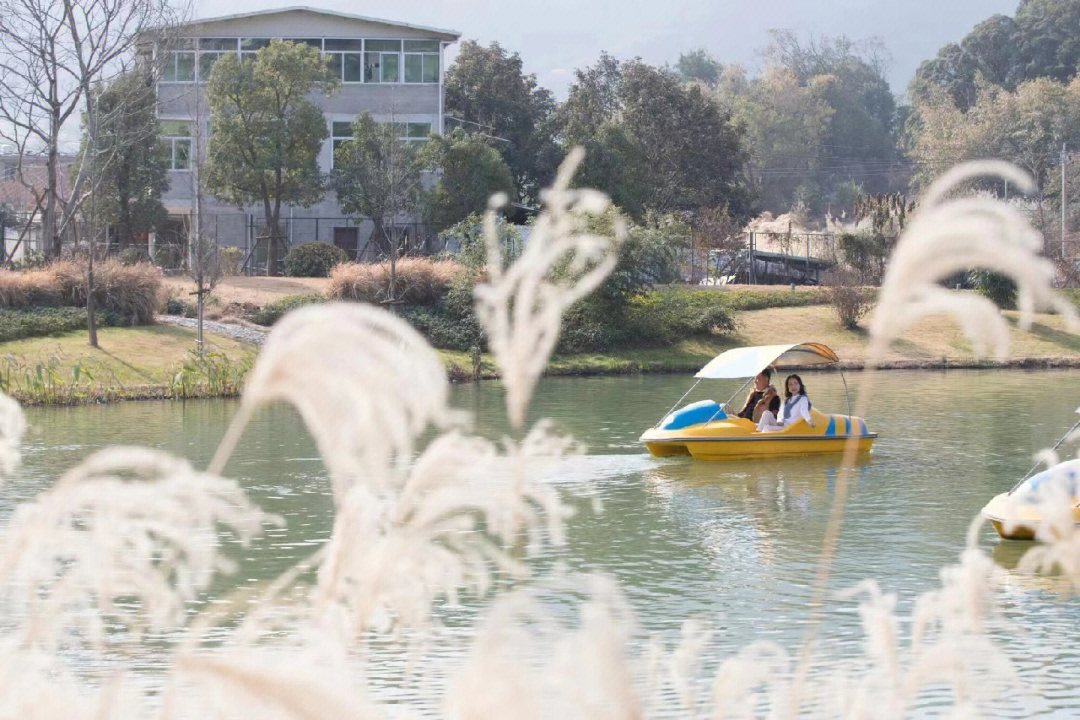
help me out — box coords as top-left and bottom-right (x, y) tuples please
(15, 353), (1078, 407)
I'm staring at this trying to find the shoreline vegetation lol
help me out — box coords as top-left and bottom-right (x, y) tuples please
(5, 277), (1080, 405)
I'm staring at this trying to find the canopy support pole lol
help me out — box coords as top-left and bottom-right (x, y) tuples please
(653, 378), (702, 428)
(838, 363), (853, 418)
(1009, 414), (1080, 494)
(702, 376), (757, 426)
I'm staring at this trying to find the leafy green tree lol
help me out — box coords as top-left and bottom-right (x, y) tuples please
(333, 114), (423, 303)
(420, 128), (515, 232)
(444, 40), (560, 201)
(574, 123), (651, 220)
(82, 71), (169, 251)
(559, 56), (752, 218)
(205, 39), (337, 274)
(714, 65), (834, 213)
(675, 49), (722, 85)
(911, 1), (1080, 110)
(911, 77), (1080, 193)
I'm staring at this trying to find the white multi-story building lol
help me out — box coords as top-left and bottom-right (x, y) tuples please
(155, 6), (459, 263)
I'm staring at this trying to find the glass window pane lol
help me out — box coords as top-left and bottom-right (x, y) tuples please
(366, 39), (401, 52)
(324, 39), (363, 51)
(174, 139), (191, 169)
(403, 54), (422, 83)
(381, 53), (398, 83)
(174, 52), (195, 81)
(324, 52), (342, 79)
(403, 40), (439, 52)
(285, 38), (322, 48)
(160, 120), (191, 137)
(240, 38), (270, 50)
(198, 52), (219, 80)
(364, 52), (381, 82)
(422, 54), (439, 83)
(344, 52), (364, 82)
(332, 121), (353, 138)
(407, 122), (430, 138)
(200, 38), (236, 51)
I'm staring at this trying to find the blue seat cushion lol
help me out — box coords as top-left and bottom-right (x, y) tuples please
(661, 400), (725, 430)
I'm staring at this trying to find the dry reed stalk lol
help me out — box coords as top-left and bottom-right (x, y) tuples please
(0, 260), (163, 323)
(315, 423), (577, 640)
(327, 258), (463, 305)
(0, 390), (25, 476)
(209, 302), (457, 495)
(446, 575), (640, 720)
(0, 446), (277, 655)
(474, 147), (625, 428)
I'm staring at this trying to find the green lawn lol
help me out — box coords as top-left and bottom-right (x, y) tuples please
(0, 325), (253, 403)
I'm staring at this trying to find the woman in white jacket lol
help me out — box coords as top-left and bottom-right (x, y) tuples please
(757, 374), (815, 432)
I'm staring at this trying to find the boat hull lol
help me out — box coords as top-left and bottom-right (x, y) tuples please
(981, 491), (1080, 540)
(641, 410), (876, 460)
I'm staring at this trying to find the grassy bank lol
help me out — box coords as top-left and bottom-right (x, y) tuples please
(0, 325), (253, 404)
(441, 304), (1080, 380)
(7, 286), (1080, 406)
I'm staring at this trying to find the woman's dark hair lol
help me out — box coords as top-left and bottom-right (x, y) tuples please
(784, 374), (807, 399)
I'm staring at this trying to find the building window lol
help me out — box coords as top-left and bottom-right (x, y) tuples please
(401, 122), (431, 141)
(160, 120), (192, 170)
(161, 40), (195, 83)
(240, 37), (270, 62)
(330, 119), (432, 167)
(331, 120), (354, 167)
(364, 39), (401, 83)
(324, 39), (363, 82)
(197, 37), (237, 81)
(403, 40), (439, 83)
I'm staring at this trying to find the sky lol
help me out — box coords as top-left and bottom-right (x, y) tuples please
(194, 0), (1020, 99)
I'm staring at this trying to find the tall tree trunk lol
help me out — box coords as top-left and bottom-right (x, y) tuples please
(262, 197), (280, 276)
(117, 157), (132, 250)
(43, 105), (60, 257)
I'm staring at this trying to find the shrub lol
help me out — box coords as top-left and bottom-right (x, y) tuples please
(0, 307), (119, 342)
(117, 247), (149, 265)
(0, 259), (162, 324)
(282, 241), (347, 278)
(395, 274), (482, 352)
(153, 243), (185, 271)
(249, 293), (325, 326)
(438, 214), (521, 269)
(838, 231), (890, 283)
(824, 269), (874, 329)
(328, 258), (463, 305)
(969, 270), (1017, 309)
(218, 247), (246, 277)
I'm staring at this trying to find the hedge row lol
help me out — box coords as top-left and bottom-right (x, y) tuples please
(0, 307), (120, 343)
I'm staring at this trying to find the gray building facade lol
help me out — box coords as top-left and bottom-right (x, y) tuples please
(155, 7), (459, 263)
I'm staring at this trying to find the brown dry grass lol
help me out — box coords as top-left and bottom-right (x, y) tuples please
(162, 275), (330, 310)
(327, 258), (463, 305)
(0, 260), (163, 323)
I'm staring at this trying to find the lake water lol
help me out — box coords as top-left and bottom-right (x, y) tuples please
(9, 369), (1080, 715)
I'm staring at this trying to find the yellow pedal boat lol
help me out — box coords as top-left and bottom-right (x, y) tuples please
(640, 342), (876, 461)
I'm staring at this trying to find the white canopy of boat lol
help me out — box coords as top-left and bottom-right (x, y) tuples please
(695, 343), (841, 380)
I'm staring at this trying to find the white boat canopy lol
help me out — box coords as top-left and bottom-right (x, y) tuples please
(695, 343), (840, 380)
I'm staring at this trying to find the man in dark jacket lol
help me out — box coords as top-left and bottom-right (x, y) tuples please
(724, 367), (780, 423)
